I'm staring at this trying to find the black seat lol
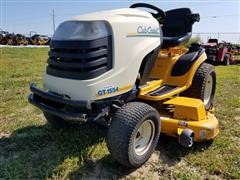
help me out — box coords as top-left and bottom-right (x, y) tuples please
(162, 8), (200, 48)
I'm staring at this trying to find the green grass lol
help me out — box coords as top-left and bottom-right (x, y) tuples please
(0, 48), (240, 179)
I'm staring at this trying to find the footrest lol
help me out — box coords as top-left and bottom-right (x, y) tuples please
(138, 84), (186, 101)
(148, 85), (179, 96)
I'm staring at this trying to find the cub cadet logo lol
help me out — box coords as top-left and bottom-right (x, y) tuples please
(137, 26), (160, 34)
(127, 25), (160, 37)
(97, 86), (119, 97)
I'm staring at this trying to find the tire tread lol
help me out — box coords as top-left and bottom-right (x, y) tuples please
(180, 63), (216, 110)
(107, 102), (160, 167)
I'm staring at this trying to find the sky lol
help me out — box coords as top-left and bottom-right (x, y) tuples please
(1, 0), (240, 43)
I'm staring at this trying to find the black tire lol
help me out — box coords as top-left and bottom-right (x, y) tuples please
(107, 102), (160, 167)
(180, 63), (216, 110)
(223, 54), (230, 65)
(44, 112), (71, 128)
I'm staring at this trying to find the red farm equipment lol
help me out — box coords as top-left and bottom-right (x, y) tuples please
(203, 39), (236, 65)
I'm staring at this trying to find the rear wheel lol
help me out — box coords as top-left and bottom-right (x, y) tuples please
(107, 102), (160, 167)
(44, 112), (71, 128)
(181, 63), (216, 110)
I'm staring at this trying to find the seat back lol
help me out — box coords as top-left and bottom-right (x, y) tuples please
(162, 8), (198, 37)
(162, 8), (200, 48)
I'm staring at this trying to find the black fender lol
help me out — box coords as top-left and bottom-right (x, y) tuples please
(171, 46), (205, 76)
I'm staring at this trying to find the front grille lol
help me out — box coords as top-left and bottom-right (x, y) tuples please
(46, 36), (112, 80)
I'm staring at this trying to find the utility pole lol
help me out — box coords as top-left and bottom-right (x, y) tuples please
(51, 9), (56, 34)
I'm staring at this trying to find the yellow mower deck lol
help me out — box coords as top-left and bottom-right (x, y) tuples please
(160, 97), (219, 141)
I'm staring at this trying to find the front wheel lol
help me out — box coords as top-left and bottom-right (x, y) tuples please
(107, 102), (160, 167)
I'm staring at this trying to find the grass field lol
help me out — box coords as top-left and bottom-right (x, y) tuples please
(0, 48), (240, 179)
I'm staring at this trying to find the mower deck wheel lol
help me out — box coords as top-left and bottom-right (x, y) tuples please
(107, 102), (160, 167)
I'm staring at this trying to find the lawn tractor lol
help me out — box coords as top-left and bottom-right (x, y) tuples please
(0, 29), (9, 45)
(0, 30), (16, 45)
(29, 31), (50, 45)
(226, 43), (240, 62)
(15, 34), (29, 45)
(204, 38), (235, 65)
(29, 3), (219, 167)
(5, 33), (16, 45)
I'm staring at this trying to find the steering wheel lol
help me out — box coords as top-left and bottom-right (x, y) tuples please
(130, 3), (166, 24)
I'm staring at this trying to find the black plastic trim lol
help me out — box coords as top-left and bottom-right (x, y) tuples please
(47, 57), (107, 69)
(48, 48), (107, 59)
(171, 47), (205, 76)
(139, 45), (161, 86)
(47, 66), (108, 80)
(29, 94), (87, 121)
(28, 83), (135, 121)
(47, 36), (112, 80)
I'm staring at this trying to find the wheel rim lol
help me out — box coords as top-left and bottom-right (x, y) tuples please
(203, 74), (213, 105)
(134, 119), (155, 156)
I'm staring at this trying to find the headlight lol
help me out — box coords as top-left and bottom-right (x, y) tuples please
(52, 21), (112, 41)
